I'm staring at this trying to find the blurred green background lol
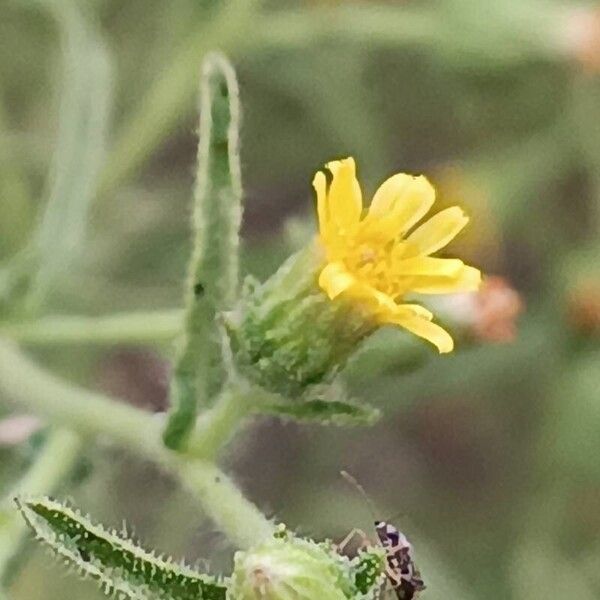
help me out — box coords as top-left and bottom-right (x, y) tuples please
(1, 0), (599, 598)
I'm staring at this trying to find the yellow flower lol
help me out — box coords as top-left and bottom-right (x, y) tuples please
(313, 157), (481, 353)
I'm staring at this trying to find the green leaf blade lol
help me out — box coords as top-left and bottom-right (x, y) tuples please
(163, 53), (243, 451)
(17, 497), (227, 600)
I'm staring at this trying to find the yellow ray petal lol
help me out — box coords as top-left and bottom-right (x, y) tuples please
(370, 300), (434, 326)
(364, 286), (400, 313)
(405, 206), (469, 256)
(365, 173), (435, 237)
(318, 261), (357, 300)
(395, 303), (434, 320)
(313, 171), (329, 236)
(409, 265), (482, 294)
(326, 157), (362, 230)
(394, 256), (465, 277)
(388, 312), (454, 353)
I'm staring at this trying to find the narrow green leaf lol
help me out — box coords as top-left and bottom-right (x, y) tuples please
(163, 53), (243, 450)
(16, 497), (227, 600)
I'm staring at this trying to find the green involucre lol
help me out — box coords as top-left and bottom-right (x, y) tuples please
(225, 245), (379, 419)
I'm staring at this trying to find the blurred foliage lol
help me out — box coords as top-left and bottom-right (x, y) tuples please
(0, 0), (599, 598)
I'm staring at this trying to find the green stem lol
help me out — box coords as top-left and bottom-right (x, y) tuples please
(0, 428), (82, 582)
(172, 458), (275, 549)
(0, 100), (32, 259)
(0, 341), (273, 548)
(0, 310), (181, 346)
(0, 341), (162, 457)
(0, 340), (253, 460)
(26, 0), (112, 312)
(186, 386), (254, 460)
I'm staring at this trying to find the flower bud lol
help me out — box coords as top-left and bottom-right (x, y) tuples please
(231, 533), (349, 599)
(231, 528), (384, 600)
(567, 278), (600, 336)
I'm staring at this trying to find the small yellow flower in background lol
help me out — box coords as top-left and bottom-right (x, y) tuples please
(313, 157), (481, 353)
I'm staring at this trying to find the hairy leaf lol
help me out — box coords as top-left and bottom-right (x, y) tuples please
(17, 497), (227, 600)
(164, 52), (243, 450)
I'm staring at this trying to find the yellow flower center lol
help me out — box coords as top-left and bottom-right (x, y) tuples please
(356, 245), (378, 268)
(348, 241), (391, 294)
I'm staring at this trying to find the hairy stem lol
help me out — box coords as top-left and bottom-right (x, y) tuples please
(172, 458), (275, 549)
(186, 386), (255, 460)
(0, 341), (162, 457)
(0, 341), (273, 549)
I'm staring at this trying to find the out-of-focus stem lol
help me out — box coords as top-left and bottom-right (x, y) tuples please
(0, 341), (162, 457)
(0, 340), (255, 459)
(0, 428), (81, 583)
(99, 0), (257, 196)
(0, 341), (273, 549)
(256, 5), (439, 49)
(0, 310), (181, 346)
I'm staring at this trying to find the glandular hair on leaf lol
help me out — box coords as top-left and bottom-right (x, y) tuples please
(16, 497), (227, 600)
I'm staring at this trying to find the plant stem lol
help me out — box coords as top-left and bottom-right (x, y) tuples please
(98, 0), (257, 196)
(256, 5), (439, 49)
(186, 385), (254, 459)
(0, 428), (82, 582)
(0, 341), (162, 458)
(25, 0), (112, 312)
(171, 457), (275, 549)
(0, 310), (181, 346)
(0, 340), (252, 460)
(0, 341), (274, 549)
